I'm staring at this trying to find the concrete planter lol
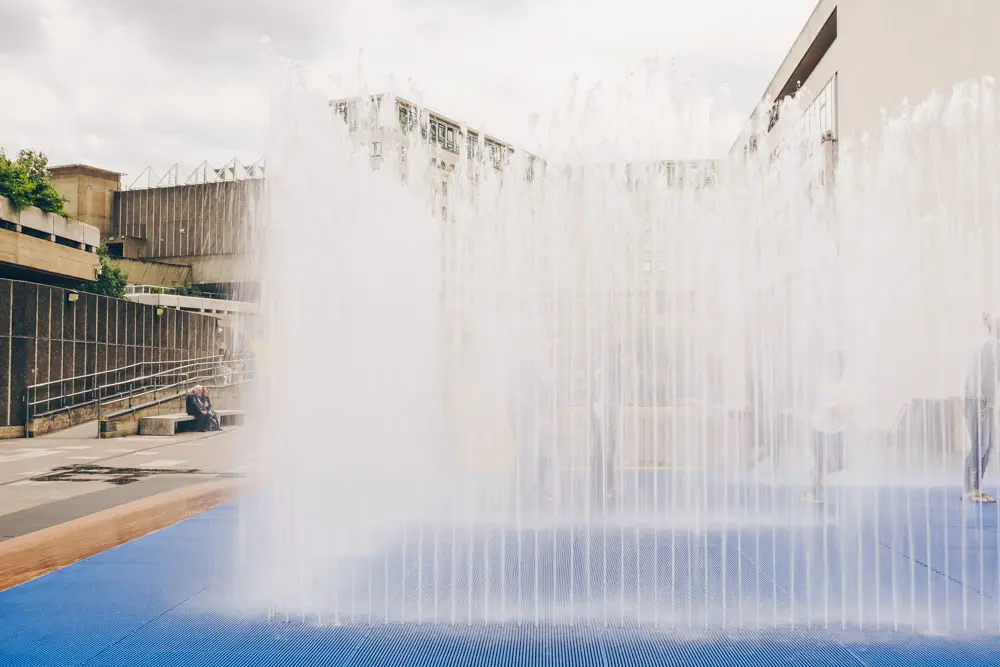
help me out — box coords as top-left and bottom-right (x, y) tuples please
(0, 195), (100, 249)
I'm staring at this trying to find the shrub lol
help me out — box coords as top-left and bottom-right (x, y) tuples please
(0, 149), (67, 216)
(79, 244), (128, 299)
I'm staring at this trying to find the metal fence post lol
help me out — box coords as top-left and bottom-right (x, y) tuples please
(25, 387), (31, 439)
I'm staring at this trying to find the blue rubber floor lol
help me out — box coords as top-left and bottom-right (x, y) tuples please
(3, 482), (1000, 666)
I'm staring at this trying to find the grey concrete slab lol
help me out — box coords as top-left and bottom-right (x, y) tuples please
(0, 474), (211, 541)
(0, 422), (250, 540)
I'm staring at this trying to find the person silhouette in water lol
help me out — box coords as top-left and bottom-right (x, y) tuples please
(963, 313), (1000, 503)
(807, 350), (848, 504)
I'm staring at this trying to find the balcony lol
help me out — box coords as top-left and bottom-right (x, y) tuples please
(0, 195), (100, 284)
(124, 284), (258, 315)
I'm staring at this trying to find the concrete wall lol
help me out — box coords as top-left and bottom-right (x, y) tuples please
(747, 0), (839, 134)
(49, 165), (121, 237)
(110, 258), (191, 288)
(837, 0), (1000, 144)
(0, 278), (224, 438)
(0, 196), (101, 284)
(113, 180), (262, 260)
(0, 229), (100, 284)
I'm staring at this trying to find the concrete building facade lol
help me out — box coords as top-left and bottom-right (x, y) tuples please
(724, 0), (1000, 445)
(0, 196), (100, 286)
(732, 0), (1000, 161)
(109, 179), (263, 298)
(49, 165), (122, 237)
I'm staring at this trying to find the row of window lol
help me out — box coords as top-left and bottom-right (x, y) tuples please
(339, 98), (531, 176)
(744, 72), (839, 157)
(799, 73), (838, 141)
(397, 102), (517, 170)
(427, 118), (459, 153)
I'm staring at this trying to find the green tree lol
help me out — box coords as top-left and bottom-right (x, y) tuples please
(80, 245), (128, 299)
(0, 149), (67, 216)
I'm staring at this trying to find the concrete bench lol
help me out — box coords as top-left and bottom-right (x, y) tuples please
(138, 410), (246, 436)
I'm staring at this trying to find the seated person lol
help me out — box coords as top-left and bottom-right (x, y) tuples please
(201, 387), (221, 430)
(185, 385), (219, 432)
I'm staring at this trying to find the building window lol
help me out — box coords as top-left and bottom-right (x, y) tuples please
(441, 181), (448, 196)
(441, 206), (448, 221)
(369, 141), (382, 158)
(488, 142), (503, 169)
(467, 134), (479, 160)
(333, 101), (348, 125)
(425, 117), (459, 153)
(642, 261), (652, 273)
(398, 103), (417, 132)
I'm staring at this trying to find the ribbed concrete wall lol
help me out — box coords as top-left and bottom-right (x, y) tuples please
(0, 278), (223, 437)
(113, 180), (262, 260)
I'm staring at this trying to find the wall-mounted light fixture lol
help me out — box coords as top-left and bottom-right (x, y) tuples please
(155, 307), (164, 317)
(67, 291), (79, 303)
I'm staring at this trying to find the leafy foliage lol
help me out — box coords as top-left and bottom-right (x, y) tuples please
(80, 244), (128, 299)
(0, 149), (67, 216)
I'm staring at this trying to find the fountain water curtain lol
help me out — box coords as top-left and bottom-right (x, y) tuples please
(236, 68), (1000, 634)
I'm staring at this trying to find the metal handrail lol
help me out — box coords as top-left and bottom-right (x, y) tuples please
(25, 353), (255, 436)
(101, 366), (255, 420)
(26, 354), (223, 391)
(90, 358), (231, 397)
(98, 361), (254, 408)
(26, 355), (227, 417)
(26, 355), (227, 425)
(125, 284), (236, 300)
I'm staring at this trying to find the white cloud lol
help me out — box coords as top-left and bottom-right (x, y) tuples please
(0, 0), (816, 178)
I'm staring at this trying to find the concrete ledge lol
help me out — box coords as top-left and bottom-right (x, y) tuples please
(0, 425), (26, 439)
(100, 383), (247, 438)
(0, 226), (100, 282)
(28, 396), (132, 439)
(0, 195), (100, 248)
(139, 413), (196, 436)
(0, 479), (241, 593)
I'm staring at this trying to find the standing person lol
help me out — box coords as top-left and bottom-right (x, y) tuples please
(590, 340), (622, 503)
(807, 350), (848, 504)
(507, 358), (555, 505)
(963, 313), (1000, 503)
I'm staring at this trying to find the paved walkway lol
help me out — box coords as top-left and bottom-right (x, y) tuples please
(0, 422), (247, 541)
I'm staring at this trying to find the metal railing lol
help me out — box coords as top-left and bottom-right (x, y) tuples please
(95, 356), (256, 420)
(125, 284), (235, 301)
(25, 354), (255, 436)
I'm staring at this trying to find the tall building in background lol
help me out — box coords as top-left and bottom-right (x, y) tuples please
(731, 0), (1000, 172)
(331, 94), (541, 222)
(330, 93), (718, 285)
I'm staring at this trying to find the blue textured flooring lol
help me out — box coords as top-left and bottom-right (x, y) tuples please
(3, 483), (1000, 666)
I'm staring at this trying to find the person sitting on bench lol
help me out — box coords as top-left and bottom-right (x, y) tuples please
(186, 385), (219, 432)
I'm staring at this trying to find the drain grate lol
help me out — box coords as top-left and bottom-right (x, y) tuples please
(31, 464), (203, 485)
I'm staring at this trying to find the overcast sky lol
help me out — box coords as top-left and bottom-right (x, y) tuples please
(0, 0), (815, 184)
